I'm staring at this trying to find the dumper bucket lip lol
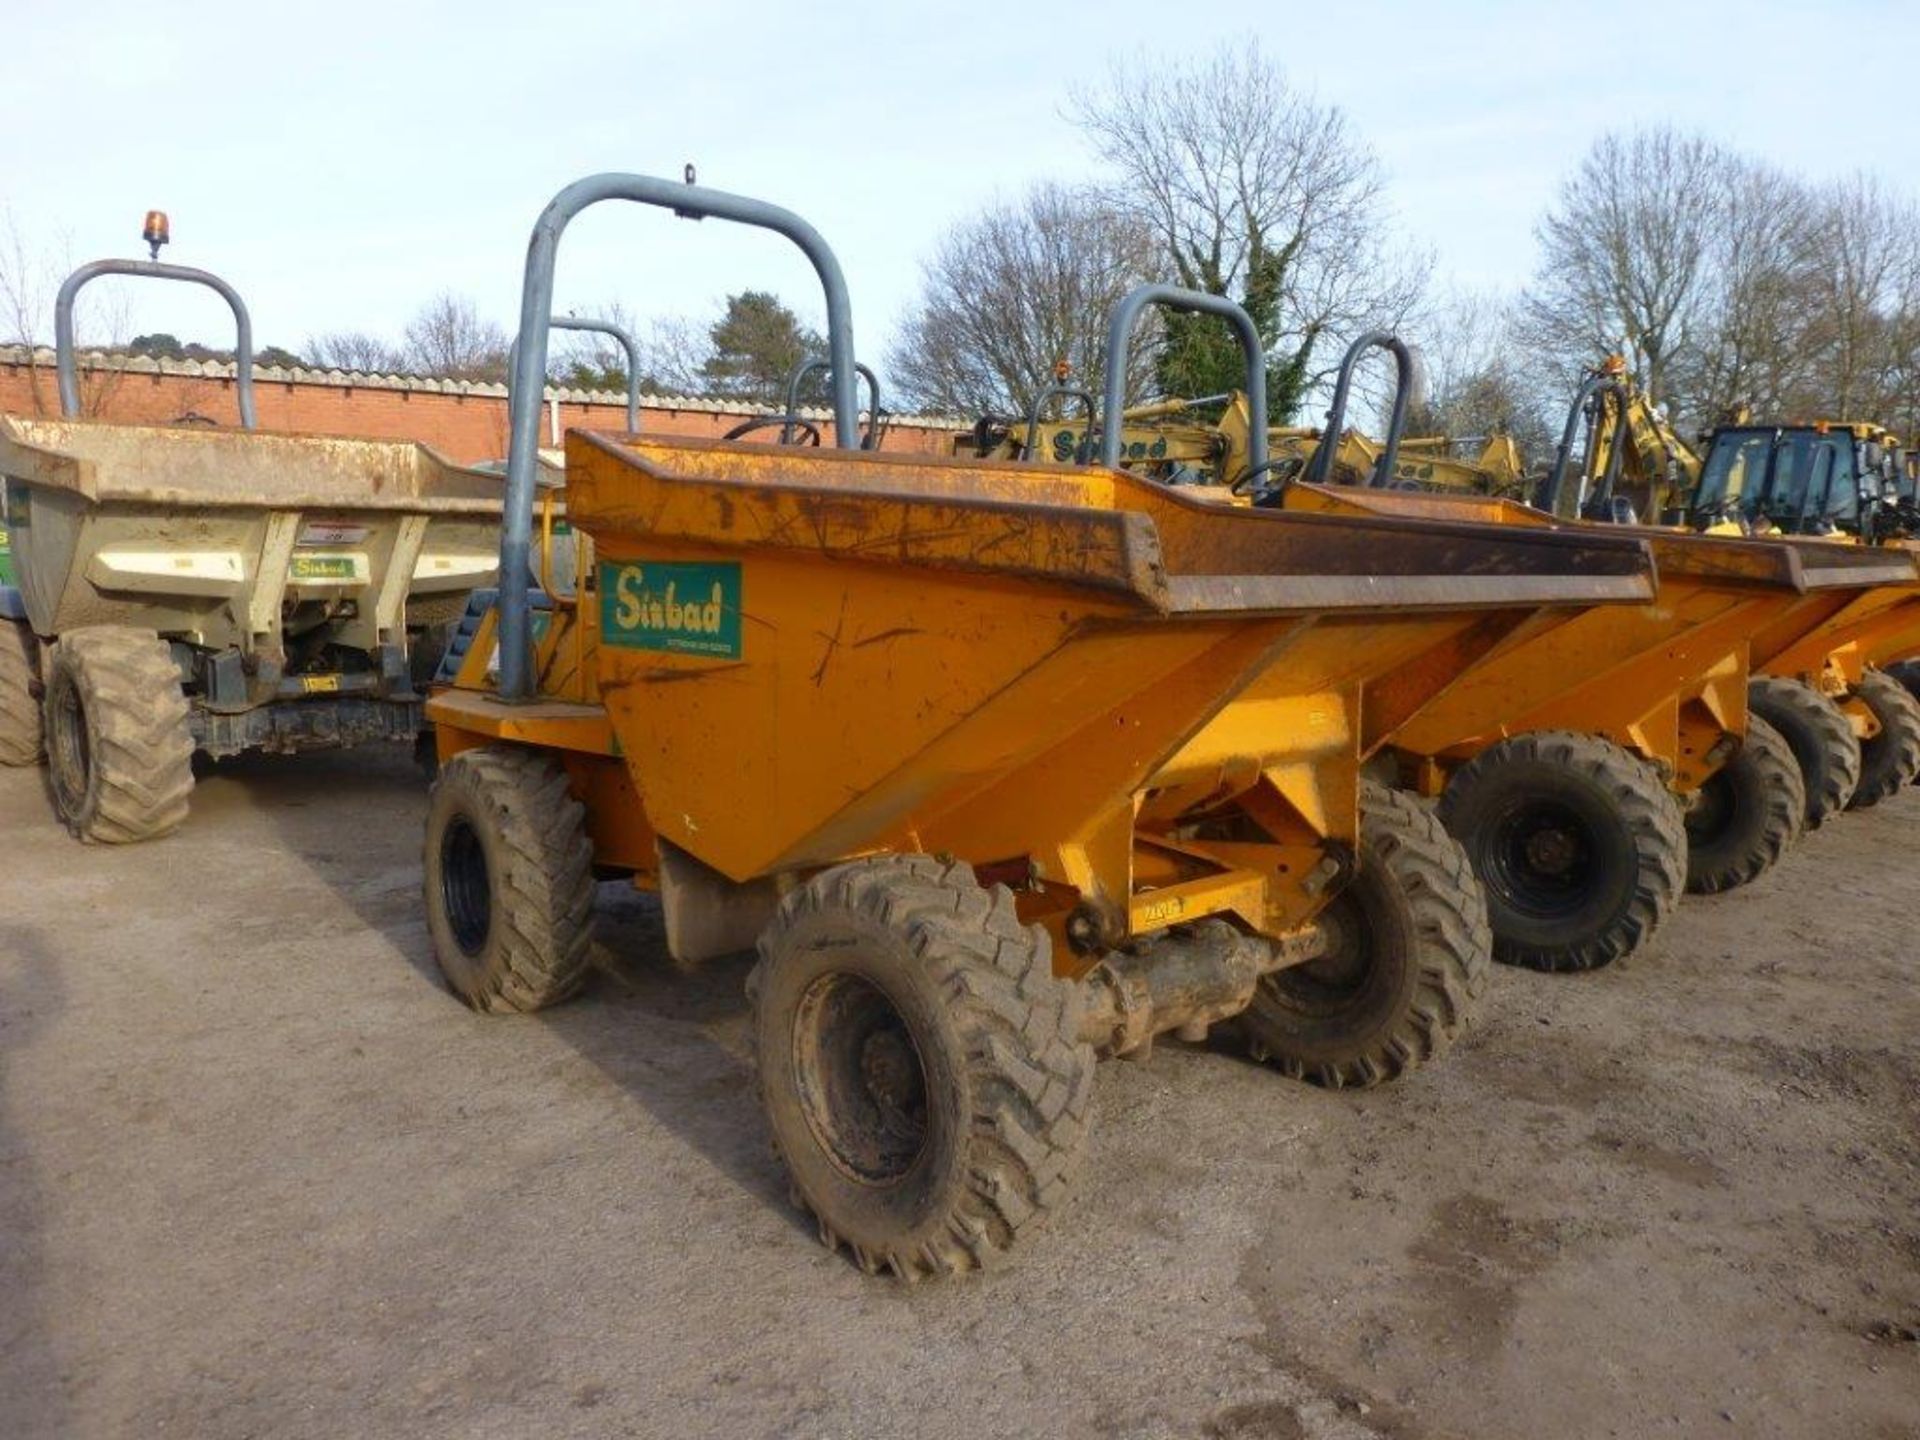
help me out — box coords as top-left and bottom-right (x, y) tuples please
(569, 431), (1658, 617)
(1289, 484), (1907, 595)
(1762, 536), (1918, 590)
(0, 414), (508, 515)
(1612, 525), (1917, 592)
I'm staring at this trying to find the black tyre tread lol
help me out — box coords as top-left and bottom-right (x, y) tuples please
(426, 746), (595, 1014)
(1683, 715), (1802, 894)
(1437, 729), (1684, 973)
(0, 620), (41, 766)
(1247, 780), (1490, 1089)
(752, 854), (1093, 1281)
(1749, 676), (1860, 827)
(1886, 662), (1920, 784)
(50, 626), (194, 842)
(1845, 669), (1920, 810)
(1883, 659), (1920, 705)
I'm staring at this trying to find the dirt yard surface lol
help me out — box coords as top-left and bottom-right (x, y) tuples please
(2, 748), (1916, 1440)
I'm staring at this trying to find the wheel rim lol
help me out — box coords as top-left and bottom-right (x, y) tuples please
(47, 672), (90, 815)
(439, 815), (492, 955)
(792, 972), (929, 1186)
(1267, 889), (1376, 1016)
(1481, 797), (1596, 920)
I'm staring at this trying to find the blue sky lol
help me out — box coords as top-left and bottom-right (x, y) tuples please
(4, 0), (1916, 363)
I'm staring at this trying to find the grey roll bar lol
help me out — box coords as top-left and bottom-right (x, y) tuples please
(1542, 371), (1629, 519)
(504, 315), (645, 433)
(1100, 285), (1269, 479)
(1303, 332), (1414, 489)
(781, 356), (880, 446)
(496, 173), (858, 701)
(1020, 385), (1098, 463)
(55, 259), (256, 427)
(554, 317), (643, 433)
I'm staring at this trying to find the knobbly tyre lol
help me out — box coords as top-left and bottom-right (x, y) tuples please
(0, 235), (510, 841)
(418, 173), (1661, 1279)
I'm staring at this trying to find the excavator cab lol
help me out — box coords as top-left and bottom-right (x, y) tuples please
(1695, 424), (1881, 538)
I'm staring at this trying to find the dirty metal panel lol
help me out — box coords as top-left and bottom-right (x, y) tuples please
(568, 431), (1169, 609)
(1637, 531), (1803, 588)
(0, 415), (507, 514)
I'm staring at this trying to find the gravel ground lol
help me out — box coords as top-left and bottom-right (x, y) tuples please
(1, 747), (1916, 1439)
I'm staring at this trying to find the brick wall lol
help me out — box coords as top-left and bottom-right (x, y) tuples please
(0, 352), (960, 463)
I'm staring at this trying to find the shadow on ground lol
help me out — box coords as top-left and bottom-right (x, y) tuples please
(239, 745), (805, 1237)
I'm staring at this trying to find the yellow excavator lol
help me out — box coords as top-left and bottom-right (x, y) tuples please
(1537, 355), (1704, 525)
(1541, 356), (1910, 547)
(960, 381), (1531, 499)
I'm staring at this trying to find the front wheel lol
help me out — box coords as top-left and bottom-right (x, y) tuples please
(43, 626), (194, 843)
(1437, 730), (1684, 973)
(423, 746), (596, 1013)
(751, 855), (1093, 1280)
(1239, 781), (1489, 1087)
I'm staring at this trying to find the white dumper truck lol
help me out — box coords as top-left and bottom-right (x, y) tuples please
(0, 246), (513, 842)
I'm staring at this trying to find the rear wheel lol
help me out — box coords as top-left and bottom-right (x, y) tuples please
(1845, 669), (1920, 810)
(1886, 662), (1920, 781)
(1883, 659), (1920, 706)
(43, 626), (194, 843)
(751, 855), (1093, 1280)
(0, 620), (42, 765)
(1683, 716), (1803, 894)
(1240, 781), (1489, 1087)
(1437, 730), (1684, 973)
(1748, 676), (1859, 827)
(423, 746), (595, 1012)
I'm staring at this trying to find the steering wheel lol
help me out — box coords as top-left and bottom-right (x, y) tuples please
(1236, 456), (1306, 505)
(721, 416), (822, 446)
(971, 414), (1013, 457)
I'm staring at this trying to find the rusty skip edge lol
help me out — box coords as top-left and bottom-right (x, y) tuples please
(568, 431), (1659, 617)
(1619, 527), (1918, 594)
(1771, 537), (1920, 590)
(0, 416), (510, 514)
(1634, 530), (1810, 590)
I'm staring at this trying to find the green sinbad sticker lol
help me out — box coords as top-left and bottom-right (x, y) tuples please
(289, 555), (358, 580)
(598, 560), (742, 659)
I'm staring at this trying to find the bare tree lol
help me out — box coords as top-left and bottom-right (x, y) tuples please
(1517, 128), (1727, 414)
(1680, 158), (1820, 424)
(630, 315), (711, 396)
(1883, 242), (1920, 442)
(306, 330), (405, 373)
(887, 182), (1160, 417)
(547, 303), (712, 398)
(1795, 174), (1920, 421)
(0, 208), (128, 416)
(401, 292), (509, 381)
(1068, 41), (1428, 419)
(1396, 287), (1558, 463)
